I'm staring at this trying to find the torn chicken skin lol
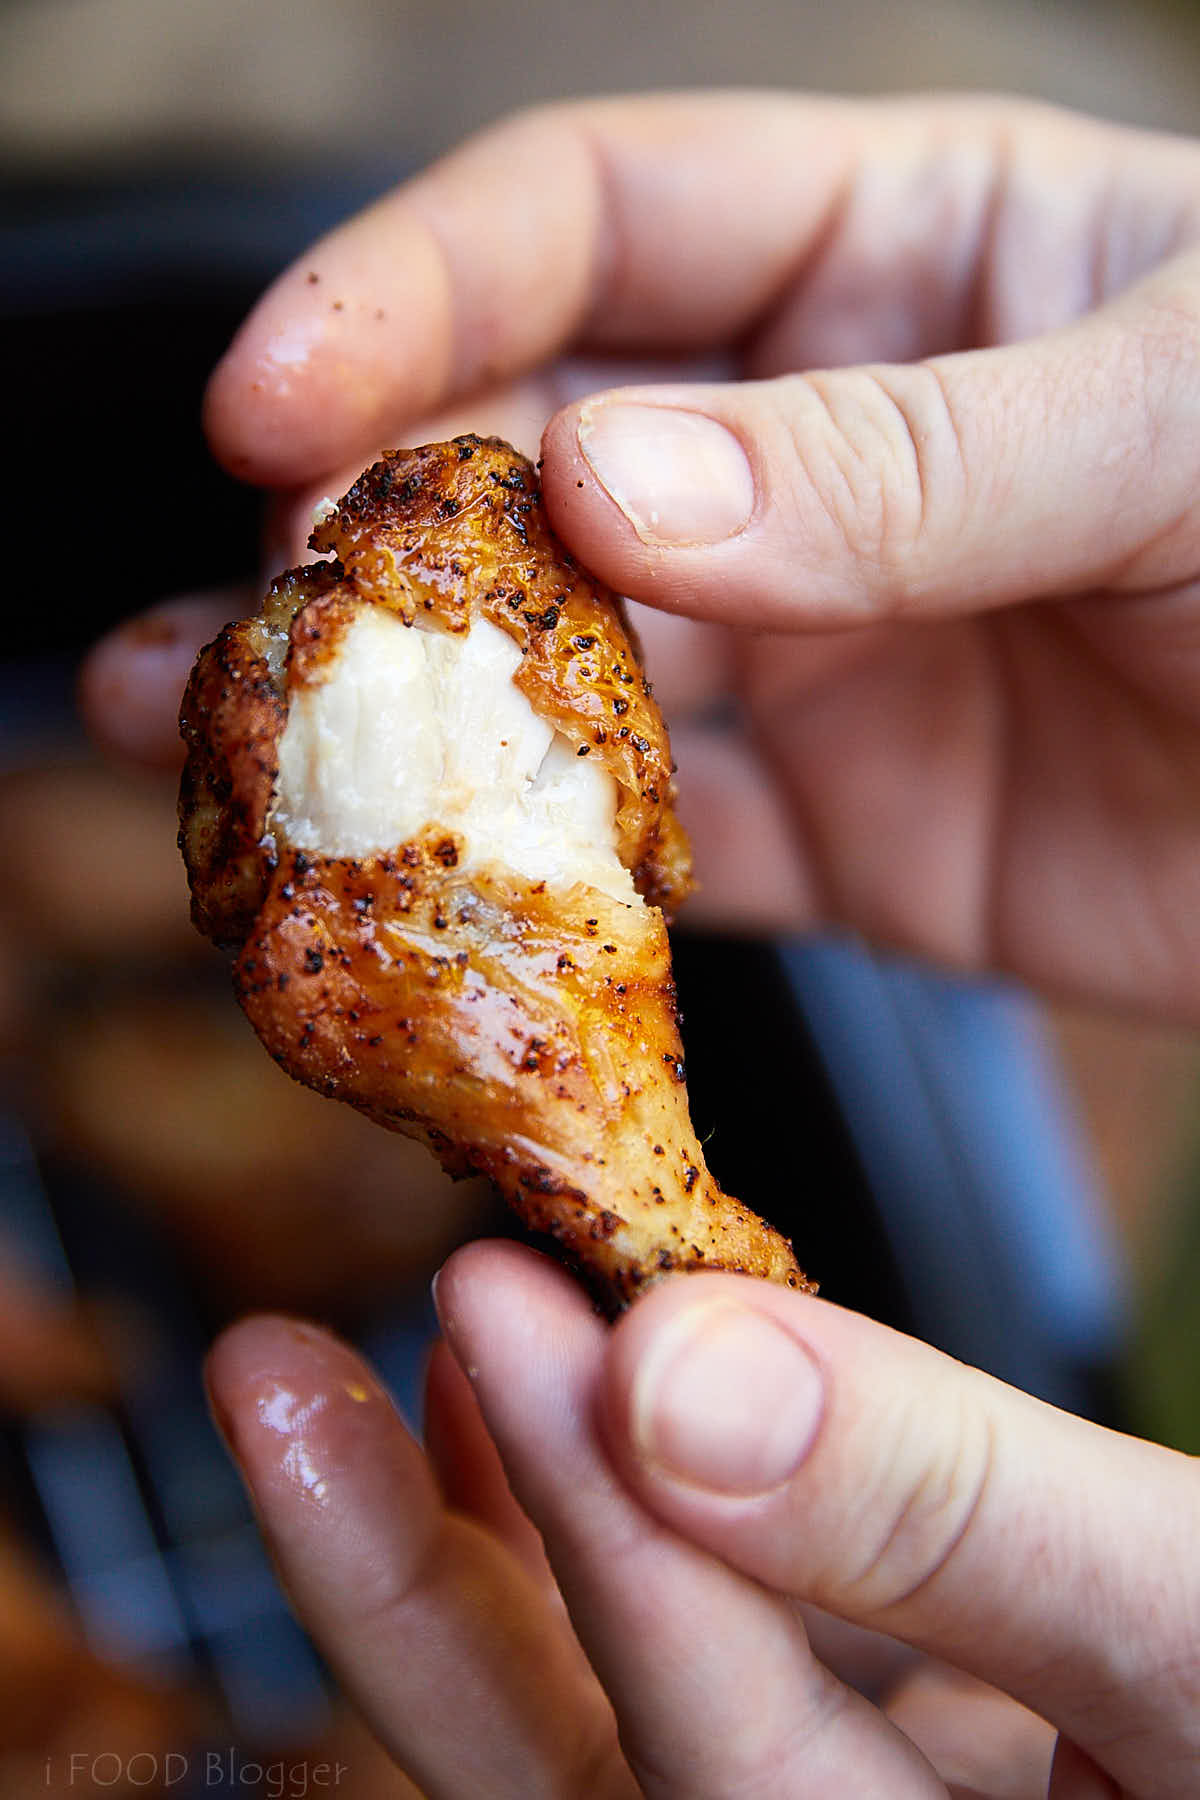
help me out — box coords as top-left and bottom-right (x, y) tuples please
(179, 435), (808, 1310)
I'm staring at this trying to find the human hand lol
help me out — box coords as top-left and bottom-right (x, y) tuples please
(120, 90), (1196, 1022)
(86, 92), (1200, 1793)
(206, 1243), (1198, 1797)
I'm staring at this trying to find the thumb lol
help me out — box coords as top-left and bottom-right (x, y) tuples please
(541, 253), (1200, 626)
(602, 1273), (1200, 1797)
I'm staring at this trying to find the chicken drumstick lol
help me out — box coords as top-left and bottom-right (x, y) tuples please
(179, 436), (808, 1309)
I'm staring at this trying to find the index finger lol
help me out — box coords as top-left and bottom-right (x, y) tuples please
(205, 91), (850, 483)
(204, 91), (1200, 488)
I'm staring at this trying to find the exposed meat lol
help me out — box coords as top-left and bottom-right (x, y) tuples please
(179, 435), (809, 1309)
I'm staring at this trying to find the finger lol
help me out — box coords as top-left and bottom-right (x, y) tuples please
(437, 1241), (949, 1800)
(79, 591), (250, 768)
(205, 1315), (632, 1800)
(206, 94), (1200, 486)
(600, 1273), (1200, 1796)
(883, 1665), (1055, 1798)
(540, 254), (1200, 631)
(422, 1337), (555, 1591)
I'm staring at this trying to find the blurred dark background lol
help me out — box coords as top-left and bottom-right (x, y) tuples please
(4, 1), (1200, 1794)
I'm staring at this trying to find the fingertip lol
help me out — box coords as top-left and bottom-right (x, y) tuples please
(540, 393), (759, 620)
(540, 400), (656, 598)
(431, 1243), (612, 1503)
(202, 212), (454, 488)
(602, 1273), (829, 1498)
(201, 337), (276, 486)
(201, 255), (336, 485)
(203, 1315), (457, 1694)
(203, 313), (350, 490)
(203, 1311), (336, 1444)
(203, 1312), (398, 1500)
(79, 591), (248, 769)
(577, 397), (756, 546)
(432, 1238), (586, 1344)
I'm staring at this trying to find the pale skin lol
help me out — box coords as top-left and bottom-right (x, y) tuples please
(84, 93), (1200, 1794)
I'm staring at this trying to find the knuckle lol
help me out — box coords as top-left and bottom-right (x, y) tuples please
(831, 1392), (996, 1623)
(348, 1515), (446, 1634)
(777, 365), (968, 607)
(629, 1666), (851, 1800)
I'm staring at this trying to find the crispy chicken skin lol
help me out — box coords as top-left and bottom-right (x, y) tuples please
(179, 435), (808, 1308)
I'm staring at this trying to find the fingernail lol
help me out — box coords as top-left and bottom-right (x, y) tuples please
(631, 1300), (823, 1494)
(578, 402), (755, 545)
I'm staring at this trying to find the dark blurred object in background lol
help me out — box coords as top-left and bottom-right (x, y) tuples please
(3, 163), (409, 662)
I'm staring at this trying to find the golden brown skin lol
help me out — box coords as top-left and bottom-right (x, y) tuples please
(179, 436), (809, 1309)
